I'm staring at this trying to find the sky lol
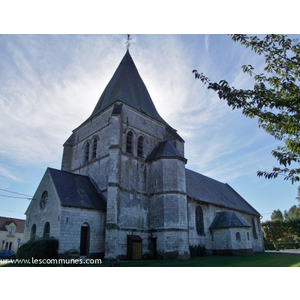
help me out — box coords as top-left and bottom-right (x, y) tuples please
(1, 2), (299, 297)
(1, 34), (299, 222)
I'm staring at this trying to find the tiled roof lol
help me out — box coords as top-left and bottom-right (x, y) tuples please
(127, 235), (143, 241)
(209, 211), (251, 229)
(48, 168), (106, 210)
(186, 169), (260, 216)
(0, 216), (25, 233)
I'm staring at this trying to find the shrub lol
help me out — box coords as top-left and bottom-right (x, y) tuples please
(264, 241), (299, 250)
(16, 237), (59, 260)
(64, 248), (80, 259)
(189, 244), (206, 257)
(264, 242), (276, 250)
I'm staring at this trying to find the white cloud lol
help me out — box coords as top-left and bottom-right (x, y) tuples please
(1, 34), (298, 222)
(0, 34), (281, 185)
(0, 35), (127, 166)
(0, 166), (21, 182)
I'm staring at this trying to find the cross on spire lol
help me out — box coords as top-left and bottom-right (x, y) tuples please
(125, 34), (132, 50)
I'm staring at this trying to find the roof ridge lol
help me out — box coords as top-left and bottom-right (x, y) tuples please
(0, 216), (25, 222)
(48, 167), (92, 179)
(186, 168), (226, 186)
(225, 183), (261, 216)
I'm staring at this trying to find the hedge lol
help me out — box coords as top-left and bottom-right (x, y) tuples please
(16, 237), (59, 260)
(264, 242), (299, 250)
(279, 243), (299, 249)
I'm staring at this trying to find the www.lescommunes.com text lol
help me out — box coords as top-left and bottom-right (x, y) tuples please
(1, 257), (102, 265)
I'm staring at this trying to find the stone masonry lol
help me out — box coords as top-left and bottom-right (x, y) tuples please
(23, 50), (265, 259)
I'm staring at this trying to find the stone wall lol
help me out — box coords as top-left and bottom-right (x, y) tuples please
(61, 106), (112, 193)
(23, 170), (62, 244)
(59, 207), (106, 257)
(62, 102), (185, 193)
(211, 227), (252, 255)
(148, 156), (189, 258)
(188, 199), (264, 253)
(23, 170), (106, 257)
(58, 99), (264, 259)
(105, 228), (152, 260)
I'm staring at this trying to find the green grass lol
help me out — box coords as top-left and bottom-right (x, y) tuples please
(2, 252), (300, 267)
(111, 253), (300, 267)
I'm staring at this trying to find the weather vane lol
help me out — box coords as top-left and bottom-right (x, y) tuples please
(125, 34), (132, 50)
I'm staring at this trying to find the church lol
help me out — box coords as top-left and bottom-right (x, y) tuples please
(23, 49), (264, 260)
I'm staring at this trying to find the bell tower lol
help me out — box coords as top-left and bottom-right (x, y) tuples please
(61, 45), (190, 259)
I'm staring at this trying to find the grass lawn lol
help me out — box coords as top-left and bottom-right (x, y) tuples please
(111, 253), (300, 267)
(2, 252), (300, 267)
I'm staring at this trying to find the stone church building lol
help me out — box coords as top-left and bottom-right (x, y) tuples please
(23, 50), (264, 259)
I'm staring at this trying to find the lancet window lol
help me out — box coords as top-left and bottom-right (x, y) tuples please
(195, 206), (204, 236)
(92, 137), (98, 159)
(126, 131), (133, 154)
(137, 136), (144, 157)
(85, 141), (90, 163)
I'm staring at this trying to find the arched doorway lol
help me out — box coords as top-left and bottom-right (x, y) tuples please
(80, 223), (90, 256)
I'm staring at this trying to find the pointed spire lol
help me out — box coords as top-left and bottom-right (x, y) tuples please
(88, 50), (169, 126)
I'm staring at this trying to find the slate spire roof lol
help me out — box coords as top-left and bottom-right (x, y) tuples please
(146, 140), (187, 163)
(89, 50), (168, 126)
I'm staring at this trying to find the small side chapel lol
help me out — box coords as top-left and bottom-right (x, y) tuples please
(23, 48), (264, 259)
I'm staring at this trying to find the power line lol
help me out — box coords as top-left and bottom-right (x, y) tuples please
(0, 188), (32, 198)
(0, 194), (32, 200)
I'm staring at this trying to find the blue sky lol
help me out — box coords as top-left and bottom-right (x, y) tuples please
(0, 34), (299, 221)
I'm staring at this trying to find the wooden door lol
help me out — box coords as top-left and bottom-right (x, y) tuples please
(132, 242), (142, 260)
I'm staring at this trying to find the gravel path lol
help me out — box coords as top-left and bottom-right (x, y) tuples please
(265, 249), (300, 255)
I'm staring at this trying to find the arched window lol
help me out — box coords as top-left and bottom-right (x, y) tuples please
(92, 137), (98, 160)
(137, 136), (144, 157)
(43, 222), (50, 238)
(195, 206), (204, 236)
(40, 191), (48, 210)
(85, 141), (90, 163)
(252, 218), (258, 239)
(126, 131), (133, 154)
(31, 224), (36, 240)
(236, 232), (241, 241)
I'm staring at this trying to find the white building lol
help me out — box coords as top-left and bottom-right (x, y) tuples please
(0, 216), (25, 253)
